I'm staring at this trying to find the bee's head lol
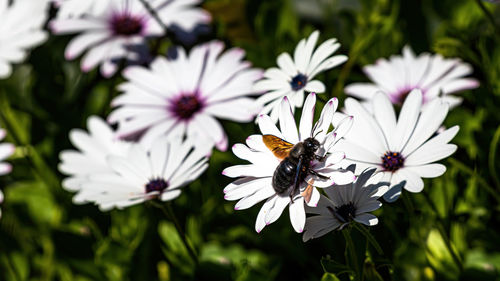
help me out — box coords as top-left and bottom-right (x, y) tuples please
(303, 137), (320, 152)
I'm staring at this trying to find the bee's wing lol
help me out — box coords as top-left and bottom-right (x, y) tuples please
(262, 135), (294, 160)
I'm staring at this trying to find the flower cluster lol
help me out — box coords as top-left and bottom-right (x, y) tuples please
(0, 0), (473, 250)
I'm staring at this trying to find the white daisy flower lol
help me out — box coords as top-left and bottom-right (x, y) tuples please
(0, 126), (15, 219)
(253, 30), (348, 121)
(50, 0), (211, 77)
(223, 93), (355, 233)
(302, 166), (388, 242)
(108, 41), (263, 151)
(73, 137), (210, 211)
(58, 116), (131, 203)
(336, 89), (458, 202)
(345, 46), (479, 108)
(0, 0), (49, 79)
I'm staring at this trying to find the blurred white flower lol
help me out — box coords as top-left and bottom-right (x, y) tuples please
(253, 30), (347, 121)
(59, 116), (131, 202)
(50, 0), (211, 77)
(223, 93), (355, 233)
(0, 0), (49, 79)
(78, 138), (209, 210)
(60, 117), (210, 210)
(345, 46), (479, 108)
(0, 126), (15, 219)
(108, 41), (263, 151)
(336, 89), (458, 202)
(303, 166), (388, 242)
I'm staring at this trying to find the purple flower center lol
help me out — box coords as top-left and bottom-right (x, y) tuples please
(328, 203), (357, 223)
(110, 13), (144, 36)
(145, 179), (169, 193)
(381, 151), (405, 172)
(290, 74), (308, 91)
(170, 94), (204, 120)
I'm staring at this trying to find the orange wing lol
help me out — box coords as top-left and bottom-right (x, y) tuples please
(301, 180), (314, 204)
(262, 135), (294, 160)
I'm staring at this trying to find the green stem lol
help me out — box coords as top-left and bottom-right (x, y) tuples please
(447, 158), (500, 203)
(342, 228), (361, 280)
(151, 201), (199, 264)
(352, 222), (383, 255)
(488, 125), (500, 190)
(422, 191), (463, 272)
(0, 91), (60, 190)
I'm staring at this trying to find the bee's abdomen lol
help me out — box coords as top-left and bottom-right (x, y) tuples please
(272, 159), (297, 195)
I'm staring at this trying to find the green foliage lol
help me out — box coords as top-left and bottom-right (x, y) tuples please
(1, 0), (500, 280)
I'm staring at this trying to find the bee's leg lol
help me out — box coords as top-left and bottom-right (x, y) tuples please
(290, 156), (304, 203)
(309, 168), (329, 180)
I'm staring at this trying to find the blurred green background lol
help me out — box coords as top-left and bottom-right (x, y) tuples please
(1, 0), (500, 280)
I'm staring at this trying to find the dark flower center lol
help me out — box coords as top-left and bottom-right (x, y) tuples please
(395, 87), (419, 105)
(381, 151), (405, 172)
(328, 203), (357, 223)
(145, 179), (169, 193)
(171, 94), (203, 120)
(110, 14), (144, 36)
(290, 74), (308, 91)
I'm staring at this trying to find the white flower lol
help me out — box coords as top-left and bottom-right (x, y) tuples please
(0, 0), (49, 79)
(303, 166), (388, 242)
(62, 135), (210, 211)
(345, 46), (479, 108)
(59, 116), (131, 203)
(0, 126), (15, 219)
(108, 41), (263, 151)
(50, 0), (210, 77)
(253, 30), (348, 121)
(336, 89), (458, 202)
(223, 93), (355, 233)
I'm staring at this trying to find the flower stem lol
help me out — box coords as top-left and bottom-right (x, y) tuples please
(138, 0), (169, 33)
(151, 200), (199, 264)
(342, 228), (362, 280)
(421, 190), (463, 272)
(488, 125), (500, 190)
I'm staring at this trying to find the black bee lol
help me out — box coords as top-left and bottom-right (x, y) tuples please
(263, 135), (329, 202)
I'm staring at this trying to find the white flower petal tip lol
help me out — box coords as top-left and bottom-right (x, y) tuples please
(346, 46), (479, 107)
(0, 0), (49, 80)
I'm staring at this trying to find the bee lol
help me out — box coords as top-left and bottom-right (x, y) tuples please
(263, 134), (329, 203)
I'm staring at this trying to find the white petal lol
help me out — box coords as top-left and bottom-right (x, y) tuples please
(289, 197), (306, 233)
(279, 97), (299, 143)
(353, 213), (378, 226)
(304, 80), (325, 93)
(299, 93), (316, 140)
(392, 89), (422, 151)
(405, 163), (446, 178)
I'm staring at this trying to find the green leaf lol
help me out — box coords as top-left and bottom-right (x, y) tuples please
(425, 229), (460, 280)
(321, 272), (341, 281)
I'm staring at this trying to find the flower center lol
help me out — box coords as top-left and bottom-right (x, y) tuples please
(145, 179), (169, 193)
(381, 151), (405, 172)
(170, 94), (204, 120)
(110, 13), (144, 36)
(290, 74), (308, 91)
(328, 203), (357, 223)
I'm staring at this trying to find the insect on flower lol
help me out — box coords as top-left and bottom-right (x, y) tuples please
(263, 128), (329, 203)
